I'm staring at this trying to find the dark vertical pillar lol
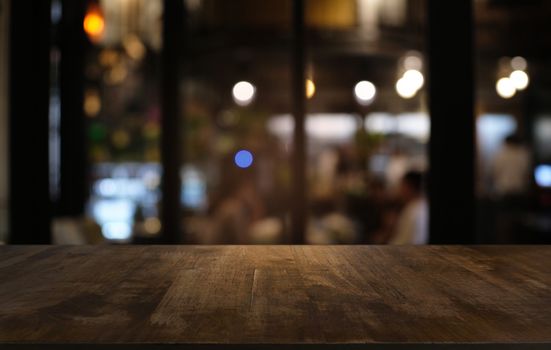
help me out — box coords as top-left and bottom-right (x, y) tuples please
(160, 0), (184, 243)
(57, 0), (87, 217)
(291, 0), (307, 244)
(8, 0), (52, 243)
(427, 0), (476, 244)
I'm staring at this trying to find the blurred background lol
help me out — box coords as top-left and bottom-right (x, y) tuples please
(1, 0), (550, 245)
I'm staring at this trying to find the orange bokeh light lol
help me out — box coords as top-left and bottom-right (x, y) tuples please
(84, 7), (104, 41)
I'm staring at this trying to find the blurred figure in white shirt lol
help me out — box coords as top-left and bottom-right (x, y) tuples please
(385, 149), (409, 195)
(389, 171), (428, 245)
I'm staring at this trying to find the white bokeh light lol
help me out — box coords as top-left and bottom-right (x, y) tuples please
(396, 78), (417, 99)
(403, 69), (424, 90)
(267, 114), (357, 141)
(404, 55), (423, 71)
(509, 70), (529, 90)
(511, 56), (527, 71)
(496, 77), (516, 99)
(232, 81), (256, 106)
(354, 80), (376, 105)
(365, 113), (396, 134)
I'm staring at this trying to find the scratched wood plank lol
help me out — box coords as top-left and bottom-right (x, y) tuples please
(0, 245), (550, 345)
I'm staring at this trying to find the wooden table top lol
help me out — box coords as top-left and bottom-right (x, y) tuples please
(0, 245), (550, 348)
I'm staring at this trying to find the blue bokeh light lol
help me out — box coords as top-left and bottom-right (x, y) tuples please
(234, 150), (254, 168)
(535, 164), (551, 188)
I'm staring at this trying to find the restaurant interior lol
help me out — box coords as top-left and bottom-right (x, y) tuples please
(1, 0), (551, 246)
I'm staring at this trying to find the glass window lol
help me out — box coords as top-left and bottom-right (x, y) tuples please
(181, 0), (293, 244)
(59, 0), (165, 243)
(304, 0), (429, 244)
(474, 0), (551, 243)
(46, 0), (432, 245)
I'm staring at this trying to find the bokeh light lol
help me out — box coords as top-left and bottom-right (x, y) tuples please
(84, 89), (101, 118)
(123, 34), (146, 61)
(232, 81), (256, 106)
(496, 77), (516, 98)
(404, 54), (423, 71)
(144, 217), (162, 235)
(234, 150), (254, 168)
(403, 69), (424, 90)
(395, 78), (417, 99)
(354, 80), (376, 105)
(83, 6), (105, 42)
(306, 79), (316, 99)
(511, 56), (527, 71)
(535, 165), (551, 188)
(509, 70), (529, 90)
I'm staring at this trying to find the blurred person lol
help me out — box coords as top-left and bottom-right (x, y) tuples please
(315, 147), (339, 197)
(491, 134), (532, 243)
(370, 201), (401, 244)
(362, 178), (400, 244)
(336, 145), (354, 177)
(492, 134), (531, 197)
(307, 195), (357, 244)
(389, 171), (428, 245)
(385, 149), (409, 194)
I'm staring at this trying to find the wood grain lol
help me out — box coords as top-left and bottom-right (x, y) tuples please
(0, 245), (550, 347)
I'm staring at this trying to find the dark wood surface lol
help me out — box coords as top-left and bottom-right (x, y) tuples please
(0, 245), (550, 348)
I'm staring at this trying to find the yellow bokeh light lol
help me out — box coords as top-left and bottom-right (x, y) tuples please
(84, 89), (101, 117)
(144, 217), (162, 235)
(112, 130), (131, 149)
(84, 9), (105, 41)
(306, 79), (316, 99)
